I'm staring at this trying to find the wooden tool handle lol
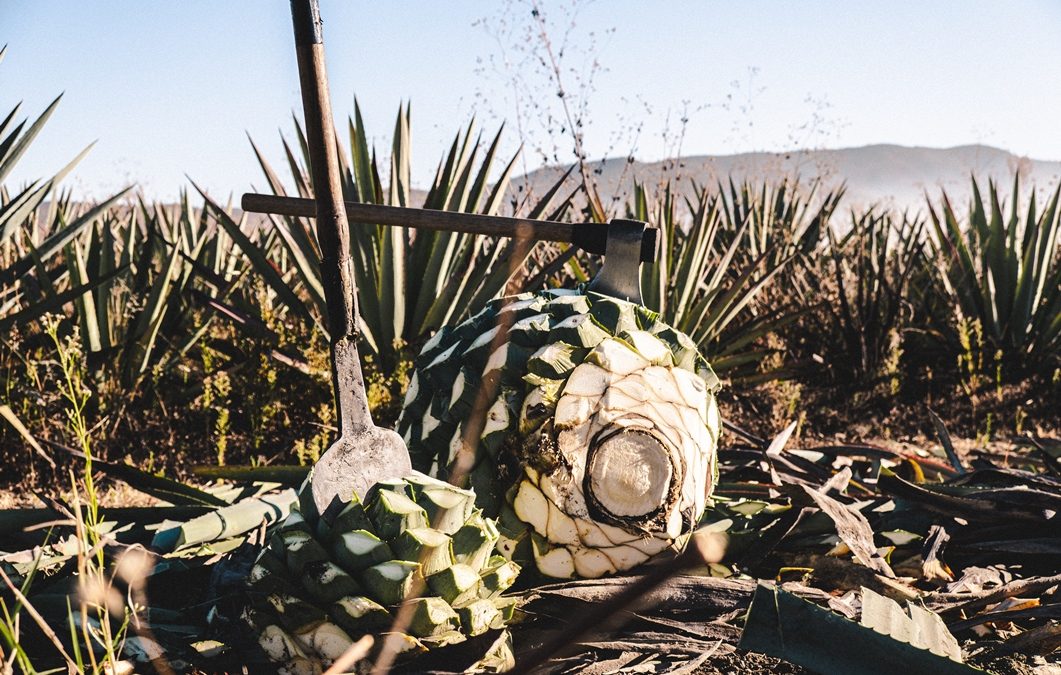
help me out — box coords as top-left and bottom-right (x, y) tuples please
(242, 193), (659, 264)
(290, 0), (372, 427)
(242, 192), (600, 252)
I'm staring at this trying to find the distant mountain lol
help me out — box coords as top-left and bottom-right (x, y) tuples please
(511, 144), (1061, 215)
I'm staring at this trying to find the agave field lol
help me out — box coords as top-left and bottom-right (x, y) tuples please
(1, 42), (1060, 674)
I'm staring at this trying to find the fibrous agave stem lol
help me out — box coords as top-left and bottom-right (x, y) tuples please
(584, 428), (680, 527)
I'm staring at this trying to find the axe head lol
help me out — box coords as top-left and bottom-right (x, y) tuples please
(587, 219), (657, 304)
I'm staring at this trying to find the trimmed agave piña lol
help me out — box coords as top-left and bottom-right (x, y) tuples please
(244, 472), (519, 672)
(398, 289), (722, 579)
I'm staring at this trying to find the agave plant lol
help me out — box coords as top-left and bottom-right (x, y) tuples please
(716, 177), (844, 269)
(3, 191), (257, 389)
(233, 102), (573, 371)
(398, 289), (722, 580)
(0, 43), (127, 326)
(623, 181), (802, 379)
(246, 473), (519, 670)
(926, 176), (1061, 375)
(812, 208), (927, 384)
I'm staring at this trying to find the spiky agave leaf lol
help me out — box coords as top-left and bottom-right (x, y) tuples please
(397, 290), (722, 579)
(244, 472), (518, 671)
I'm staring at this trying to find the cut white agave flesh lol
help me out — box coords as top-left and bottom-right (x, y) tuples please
(549, 313), (610, 348)
(555, 427), (594, 488)
(588, 338), (650, 376)
(561, 363), (613, 398)
(483, 343), (510, 375)
(512, 480), (549, 537)
(642, 366), (687, 407)
(587, 430), (673, 518)
(456, 600), (502, 637)
(528, 342), (582, 378)
(481, 395), (512, 439)
(259, 625), (307, 662)
(449, 371), (467, 411)
(572, 547), (616, 578)
(622, 331), (673, 366)
(583, 518), (642, 546)
(482, 557), (520, 590)
(543, 293), (591, 317)
(553, 394), (594, 429)
(426, 342), (461, 372)
(402, 372), (420, 407)
(610, 376), (655, 406)
(706, 397), (721, 437)
(533, 542), (575, 579)
(497, 297), (540, 315)
(426, 563), (480, 603)
(677, 405), (705, 439)
(334, 530), (390, 573)
(420, 328), (446, 354)
(671, 367), (708, 409)
(539, 465), (590, 521)
(333, 595), (386, 621)
(463, 325), (500, 357)
(495, 534), (519, 560)
(544, 497), (581, 546)
(363, 560), (420, 606)
(445, 425), (464, 466)
(642, 399), (683, 437)
(421, 411), (441, 440)
(665, 505), (684, 539)
(599, 543), (652, 570)
(519, 388), (551, 435)
(407, 597), (461, 639)
(510, 313), (551, 345)
(537, 473), (564, 505)
(575, 519), (615, 548)
(524, 465), (541, 484)
(599, 388), (645, 417)
(391, 527), (452, 576)
(295, 621), (354, 662)
(303, 561), (361, 604)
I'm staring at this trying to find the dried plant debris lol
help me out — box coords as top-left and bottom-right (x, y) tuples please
(1, 418), (1058, 673)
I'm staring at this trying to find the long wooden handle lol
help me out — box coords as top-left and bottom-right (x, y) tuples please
(290, 0), (372, 427)
(242, 192), (606, 253)
(290, 1), (355, 341)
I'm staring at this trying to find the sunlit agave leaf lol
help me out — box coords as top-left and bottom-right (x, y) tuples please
(0, 187), (131, 287)
(0, 93), (61, 185)
(151, 489), (296, 553)
(740, 583), (981, 674)
(0, 265), (127, 333)
(927, 177), (1060, 371)
(194, 183), (318, 330)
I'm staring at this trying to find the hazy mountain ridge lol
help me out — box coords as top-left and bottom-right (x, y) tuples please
(512, 144), (1061, 215)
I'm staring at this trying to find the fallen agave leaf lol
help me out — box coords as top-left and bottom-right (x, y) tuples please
(151, 489), (295, 552)
(801, 484), (895, 577)
(922, 524), (954, 583)
(739, 582), (984, 675)
(860, 586), (962, 661)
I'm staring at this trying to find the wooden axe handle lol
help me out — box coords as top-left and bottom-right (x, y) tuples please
(242, 192), (657, 262)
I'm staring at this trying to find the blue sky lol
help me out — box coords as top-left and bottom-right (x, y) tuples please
(2, 1), (1060, 200)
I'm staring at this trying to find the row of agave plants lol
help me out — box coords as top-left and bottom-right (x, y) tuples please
(2, 47), (1059, 483)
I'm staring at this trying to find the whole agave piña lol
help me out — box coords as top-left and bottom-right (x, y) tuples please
(244, 473), (519, 672)
(398, 289), (721, 579)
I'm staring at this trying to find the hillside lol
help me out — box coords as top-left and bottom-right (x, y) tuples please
(512, 144), (1061, 214)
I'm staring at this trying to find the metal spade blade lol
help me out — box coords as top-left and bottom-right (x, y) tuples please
(290, 0), (410, 518)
